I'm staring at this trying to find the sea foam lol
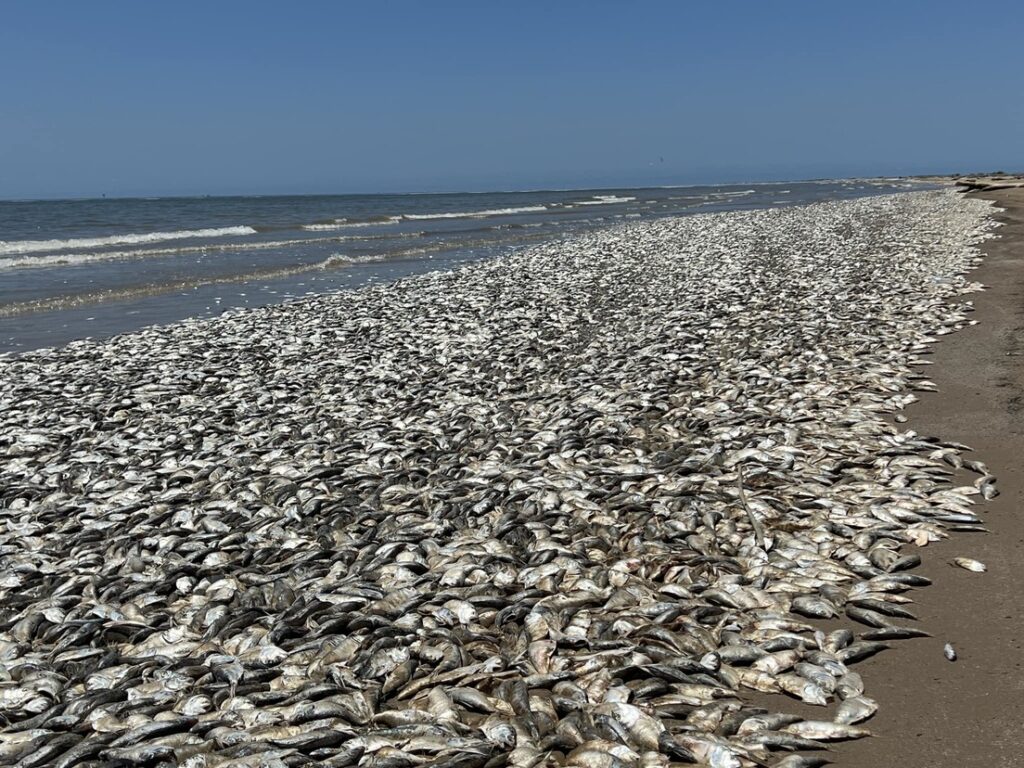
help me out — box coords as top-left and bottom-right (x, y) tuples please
(572, 195), (637, 205)
(302, 217), (402, 230)
(0, 226), (258, 256)
(401, 206), (548, 220)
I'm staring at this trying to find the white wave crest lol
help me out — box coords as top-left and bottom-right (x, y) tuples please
(314, 253), (394, 269)
(0, 226), (258, 256)
(0, 235), (355, 270)
(402, 206), (547, 220)
(573, 195), (637, 206)
(302, 217), (402, 230)
(710, 189), (756, 197)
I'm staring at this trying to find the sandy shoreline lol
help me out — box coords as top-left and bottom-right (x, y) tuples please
(837, 187), (1024, 767)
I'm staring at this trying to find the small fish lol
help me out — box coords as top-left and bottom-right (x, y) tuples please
(0, 190), (998, 768)
(836, 671), (864, 700)
(860, 626), (931, 641)
(771, 757), (832, 768)
(952, 557), (987, 572)
(835, 695), (877, 725)
(845, 605), (893, 629)
(972, 471), (998, 498)
(783, 720), (871, 741)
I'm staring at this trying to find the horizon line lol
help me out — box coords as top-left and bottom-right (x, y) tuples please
(0, 172), (961, 205)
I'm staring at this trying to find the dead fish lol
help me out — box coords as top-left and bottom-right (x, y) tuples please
(100, 744), (177, 763)
(860, 626), (931, 641)
(790, 596), (837, 619)
(0, 191), (996, 767)
(834, 695), (877, 725)
(771, 757), (832, 768)
(835, 672), (864, 700)
(845, 605), (893, 629)
(952, 557), (987, 573)
(782, 720), (871, 741)
(974, 474), (999, 499)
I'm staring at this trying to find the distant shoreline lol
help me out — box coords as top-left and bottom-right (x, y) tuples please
(0, 174), (953, 205)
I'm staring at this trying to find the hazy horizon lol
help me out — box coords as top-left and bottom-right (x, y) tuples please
(0, 170), (964, 204)
(3, 0), (1022, 200)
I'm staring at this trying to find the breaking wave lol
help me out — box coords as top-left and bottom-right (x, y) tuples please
(0, 232), (426, 270)
(572, 195), (637, 206)
(711, 189), (756, 197)
(401, 206), (549, 220)
(302, 216), (403, 230)
(0, 226), (258, 256)
(0, 237), (339, 270)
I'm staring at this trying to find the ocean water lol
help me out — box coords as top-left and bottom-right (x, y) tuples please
(0, 180), (929, 354)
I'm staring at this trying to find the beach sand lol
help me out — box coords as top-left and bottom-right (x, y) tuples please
(838, 187), (1024, 766)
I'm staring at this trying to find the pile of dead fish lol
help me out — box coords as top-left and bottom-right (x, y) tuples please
(0, 190), (997, 768)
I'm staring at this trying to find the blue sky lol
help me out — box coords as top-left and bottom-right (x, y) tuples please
(2, 1), (1022, 199)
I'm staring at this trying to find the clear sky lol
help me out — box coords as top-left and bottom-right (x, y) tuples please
(2, 1), (1022, 199)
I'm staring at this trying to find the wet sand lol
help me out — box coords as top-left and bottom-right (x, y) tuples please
(838, 187), (1024, 766)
